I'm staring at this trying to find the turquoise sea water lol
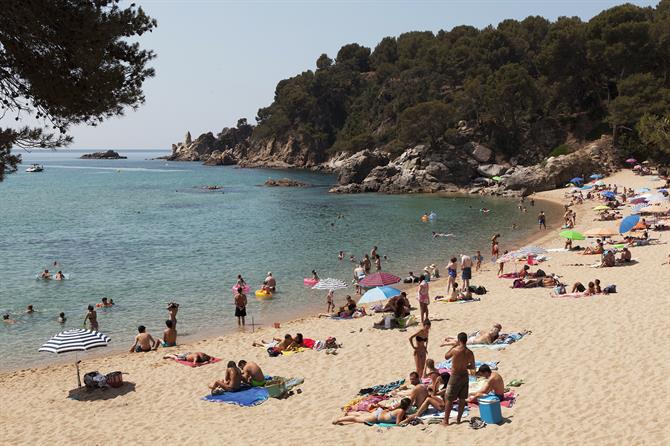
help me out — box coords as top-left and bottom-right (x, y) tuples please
(0, 150), (560, 369)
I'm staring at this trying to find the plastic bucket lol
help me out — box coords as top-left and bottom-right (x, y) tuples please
(478, 395), (503, 424)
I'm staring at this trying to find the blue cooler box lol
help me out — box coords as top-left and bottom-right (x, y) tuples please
(478, 395), (503, 424)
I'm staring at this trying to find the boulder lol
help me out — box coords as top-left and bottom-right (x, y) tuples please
(468, 142), (493, 163)
(336, 149), (390, 185)
(477, 164), (507, 178)
(203, 150), (237, 166)
(80, 150), (127, 159)
(264, 178), (311, 187)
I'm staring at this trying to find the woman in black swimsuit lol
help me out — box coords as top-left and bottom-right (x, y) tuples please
(409, 319), (431, 378)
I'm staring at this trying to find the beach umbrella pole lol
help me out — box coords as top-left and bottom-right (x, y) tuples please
(76, 352), (81, 387)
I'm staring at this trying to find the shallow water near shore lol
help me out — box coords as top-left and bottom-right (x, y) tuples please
(0, 149), (561, 369)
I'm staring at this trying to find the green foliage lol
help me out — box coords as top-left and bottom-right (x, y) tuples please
(549, 144), (572, 157)
(0, 0), (156, 179)
(252, 1), (670, 162)
(638, 112), (670, 162)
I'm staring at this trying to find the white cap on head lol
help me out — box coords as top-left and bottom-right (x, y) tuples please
(267, 272), (272, 276)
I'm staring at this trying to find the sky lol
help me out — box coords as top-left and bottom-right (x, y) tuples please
(14, 0), (663, 149)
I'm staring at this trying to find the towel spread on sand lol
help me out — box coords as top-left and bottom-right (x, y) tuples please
(202, 387), (269, 406)
(469, 391), (518, 408)
(172, 357), (221, 367)
(358, 379), (405, 396)
(437, 360), (498, 371)
(281, 347), (307, 356)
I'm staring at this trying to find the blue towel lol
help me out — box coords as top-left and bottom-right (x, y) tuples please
(202, 387), (269, 406)
(437, 360), (498, 370)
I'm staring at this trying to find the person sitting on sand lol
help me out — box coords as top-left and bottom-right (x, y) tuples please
(617, 247), (632, 263)
(209, 361), (242, 393)
(238, 360), (265, 387)
(582, 240), (604, 255)
(264, 272), (276, 292)
(40, 269), (51, 280)
(518, 265), (532, 279)
(403, 272), (419, 283)
(163, 352), (211, 365)
(443, 332), (475, 425)
(600, 250), (616, 268)
(333, 398), (411, 425)
(423, 359), (449, 396)
(467, 364), (505, 402)
(55, 271), (65, 280)
(441, 324), (502, 347)
(286, 333), (304, 351)
(3, 314), (16, 324)
(396, 371), (429, 408)
(58, 312), (66, 323)
(129, 325), (160, 352)
(163, 320), (177, 347)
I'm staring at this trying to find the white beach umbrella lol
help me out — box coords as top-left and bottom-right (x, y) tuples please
(312, 278), (347, 290)
(39, 329), (111, 387)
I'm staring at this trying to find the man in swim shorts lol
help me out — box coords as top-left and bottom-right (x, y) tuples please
(130, 325), (159, 352)
(238, 360), (265, 386)
(162, 319), (177, 347)
(209, 361), (242, 393)
(460, 254), (473, 291)
(234, 288), (247, 326)
(443, 332), (475, 425)
(468, 364), (505, 402)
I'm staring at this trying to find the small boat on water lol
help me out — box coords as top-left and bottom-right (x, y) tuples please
(26, 164), (44, 173)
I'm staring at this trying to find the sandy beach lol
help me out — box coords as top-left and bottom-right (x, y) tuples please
(1, 169), (668, 446)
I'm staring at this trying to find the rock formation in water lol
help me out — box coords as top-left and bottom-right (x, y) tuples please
(263, 178), (311, 187)
(80, 150), (127, 159)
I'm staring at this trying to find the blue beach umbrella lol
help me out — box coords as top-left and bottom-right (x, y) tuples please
(619, 215), (641, 234)
(601, 191), (616, 199)
(590, 174), (603, 179)
(580, 185), (593, 190)
(570, 177), (584, 184)
(358, 286), (401, 305)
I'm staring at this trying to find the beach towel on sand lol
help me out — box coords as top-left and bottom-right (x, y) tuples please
(173, 357), (221, 367)
(202, 386), (269, 406)
(369, 405), (470, 427)
(437, 360), (498, 371)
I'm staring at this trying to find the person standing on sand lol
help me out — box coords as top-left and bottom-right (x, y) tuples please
(234, 287), (247, 326)
(460, 254), (473, 291)
(443, 332), (475, 426)
(474, 250), (484, 272)
(409, 319), (430, 378)
(446, 257), (457, 292)
(417, 275), (430, 323)
(84, 305), (98, 330)
(538, 211), (547, 230)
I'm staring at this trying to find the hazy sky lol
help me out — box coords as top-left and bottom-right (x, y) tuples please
(34, 0), (663, 149)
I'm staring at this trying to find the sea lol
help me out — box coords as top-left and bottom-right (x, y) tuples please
(0, 149), (561, 369)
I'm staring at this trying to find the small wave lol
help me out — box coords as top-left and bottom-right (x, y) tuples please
(46, 165), (187, 173)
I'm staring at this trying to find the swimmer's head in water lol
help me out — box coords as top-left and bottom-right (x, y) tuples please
(457, 332), (468, 344)
(59, 312), (65, 318)
(138, 325), (146, 333)
(3, 314), (9, 320)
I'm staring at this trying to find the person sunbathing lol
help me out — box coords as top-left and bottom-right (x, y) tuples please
(286, 333), (304, 351)
(441, 324), (502, 346)
(209, 361), (242, 393)
(238, 360), (265, 387)
(332, 398), (411, 425)
(582, 240), (604, 255)
(571, 281), (598, 295)
(467, 364), (505, 402)
(163, 352), (211, 365)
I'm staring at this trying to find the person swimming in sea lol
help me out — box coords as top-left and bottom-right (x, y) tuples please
(432, 231), (454, 238)
(480, 208), (490, 214)
(55, 271), (65, 280)
(338, 251), (344, 261)
(40, 269), (51, 280)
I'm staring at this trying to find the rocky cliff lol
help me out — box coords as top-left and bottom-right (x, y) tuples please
(165, 123), (618, 196)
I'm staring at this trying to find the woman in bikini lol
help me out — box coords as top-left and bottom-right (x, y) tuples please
(446, 257), (457, 292)
(333, 398), (411, 425)
(409, 319), (431, 378)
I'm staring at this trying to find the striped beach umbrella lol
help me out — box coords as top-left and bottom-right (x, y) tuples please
(358, 272), (401, 287)
(39, 329), (111, 387)
(517, 246), (547, 256)
(311, 278), (347, 290)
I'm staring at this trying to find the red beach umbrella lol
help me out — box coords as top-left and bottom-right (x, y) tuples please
(358, 272), (401, 287)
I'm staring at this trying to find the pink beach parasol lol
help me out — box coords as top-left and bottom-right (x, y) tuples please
(358, 272), (401, 287)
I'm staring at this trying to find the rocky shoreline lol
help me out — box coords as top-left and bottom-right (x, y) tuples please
(164, 127), (619, 197)
(80, 150), (127, 159)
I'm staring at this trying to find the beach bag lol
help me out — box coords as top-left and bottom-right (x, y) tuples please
(267, 347), (281, 357)
(265, 377), (288, 398)
(554, 284), (566, 295)
(84, 371), (107, 389)
(105, 371), (123, 388)
(604, 285), (617, 294)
